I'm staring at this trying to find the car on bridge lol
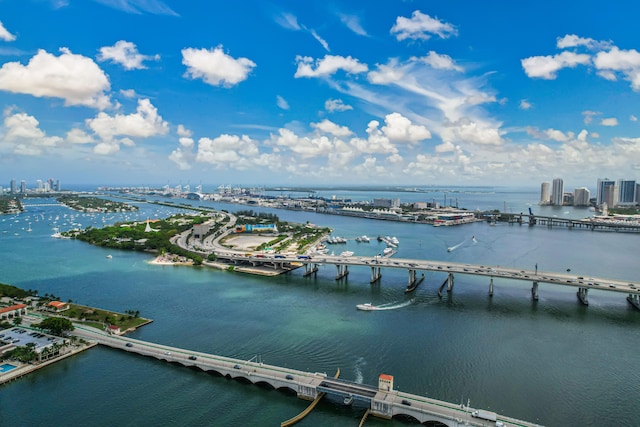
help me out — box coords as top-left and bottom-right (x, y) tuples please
(125, 343), (133, 347)
(286, 374), (294, 380)
(189, 355), (197, 360)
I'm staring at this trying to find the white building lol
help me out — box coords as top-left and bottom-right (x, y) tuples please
(617, 179), (637, 206)
(540, 182), (551, 205)
(551, 178), (564, 206)
(573, 187), (590, 207)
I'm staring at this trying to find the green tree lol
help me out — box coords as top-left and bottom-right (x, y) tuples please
(12, 317), (22, 326)
(35, 317), (74, 336)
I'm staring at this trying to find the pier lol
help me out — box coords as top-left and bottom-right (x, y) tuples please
(73, 326), (542, 427)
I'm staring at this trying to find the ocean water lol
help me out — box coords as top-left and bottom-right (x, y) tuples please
(0, 190), (639, 426)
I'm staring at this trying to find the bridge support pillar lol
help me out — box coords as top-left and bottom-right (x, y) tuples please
(303, 263), (318, 277)
(447, 273), (454, 292)
(627, 294), (640, 310)
(336, 264), (349, 280)
(408, 269), (416, 286)
(370, 266), (381, 283)
(489, 277), (494, 297)
(531, 281), (539, 301)
(577, 287), (589, 305)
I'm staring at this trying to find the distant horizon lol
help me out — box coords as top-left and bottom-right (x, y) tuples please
(0, 2), (639, 186)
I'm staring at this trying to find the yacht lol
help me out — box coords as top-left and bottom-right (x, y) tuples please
(356, 303), (376, 311)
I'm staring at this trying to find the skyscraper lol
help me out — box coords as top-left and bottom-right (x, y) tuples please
(573, 187), (590, 207)
(551, 178), (564, 206)
(596, 178), (616, 206)
(540, 182), (551, 205)
(10, 179), (16, 194)
(20, 180), (26, 194)
(617, 179), (636, 205)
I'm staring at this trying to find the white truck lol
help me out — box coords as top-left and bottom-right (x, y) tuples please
(471, 409), (497, 422)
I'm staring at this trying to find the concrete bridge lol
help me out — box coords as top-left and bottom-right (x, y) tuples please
(72, 325), (542, 427)
(213, 252), (640, 310)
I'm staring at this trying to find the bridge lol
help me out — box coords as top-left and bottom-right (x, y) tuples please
(212, 252), (640, 310)
(72, 325), (542, 427)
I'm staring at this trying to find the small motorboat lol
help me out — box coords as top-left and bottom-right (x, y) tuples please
(356, 303), (376, 311)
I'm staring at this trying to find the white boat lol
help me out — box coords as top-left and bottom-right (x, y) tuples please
(106, 255), (113, 259)
(390, 236), (399, 245)
(383, 247), (394, 256)
(356, 303), (376, 311)
(340, 251), (354, 257)
(355, 235), (370, 242)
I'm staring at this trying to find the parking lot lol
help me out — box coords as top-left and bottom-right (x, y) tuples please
(0, 327), (64, 350)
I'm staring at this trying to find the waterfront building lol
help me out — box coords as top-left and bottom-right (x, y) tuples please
(55, 179), (61, 192)
(10, 179), (16, 194)
(540, 182), (551, 205)
(573, 187), (591, 207)
(551, 178), (564, 206)
(597, 178), (616, 206)
(373, 198), (400, 208)
(47, 301), (70, 312)
(617, 179), (637, 206)
(0, 303), (27, 321)
(20, 180), (26, 194)
(0, 185), (3, 195)
(413, 202), (427, 209)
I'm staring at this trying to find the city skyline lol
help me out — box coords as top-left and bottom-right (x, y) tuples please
(1, 2), (640, 186)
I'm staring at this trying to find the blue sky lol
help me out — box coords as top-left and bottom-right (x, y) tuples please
(0, 0), (639, 189)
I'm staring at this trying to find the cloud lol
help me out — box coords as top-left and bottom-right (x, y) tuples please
(98, 40), (159, 70)
(519, 99), (533, 110)
(521, 51), (591, 79)
(2, 110), (63, 155)
(196, 134), (259, 168)
(309, 29), (330, 51)
(0, 48), (111, 109)
(311, 119), (353, 137)
(601, 117), (619, 126)
(582, 110), (600, 125)
(274, 12), (329, 51)
(294, 55), (367, 78)
(441, 117), (503, 146)
(593, 47), (640, 91)
(0, 21), (16, 42)
(526, 127), (575, 142)
(182, 45), (256, 87)
(177, 124), (192, 138)
(339, 13), (367, 36)
(276, 95), (290, 110)
(66, 128), (94, 144)
(391, 10), (457, 41)
(93, 0), (178, 16)
(325, 99), (353, 113)
(85, 98), (169, 153)
(381, 112), (431, 143)
(274, 12), (301, 30)
(556, 34), (611, 50)
(631, 115), (638, 122)
(419, 51), (463, 72)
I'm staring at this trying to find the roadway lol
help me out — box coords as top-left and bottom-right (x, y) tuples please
(72, 325), (542, 427)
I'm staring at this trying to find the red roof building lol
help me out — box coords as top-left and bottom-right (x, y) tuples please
(0, 303), (27, 320)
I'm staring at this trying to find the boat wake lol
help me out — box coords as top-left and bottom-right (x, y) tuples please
(447, 241), (465, 252)
(358, 299), (415, 311)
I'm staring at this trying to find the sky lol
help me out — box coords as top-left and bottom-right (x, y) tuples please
(0, 0), (640, 189)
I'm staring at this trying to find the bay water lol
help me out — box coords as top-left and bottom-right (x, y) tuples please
(0, 188), (638, 426)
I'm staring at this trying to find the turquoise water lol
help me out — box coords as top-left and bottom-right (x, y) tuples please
(0, 363), (16, 373)
(0, 191), (639, 426)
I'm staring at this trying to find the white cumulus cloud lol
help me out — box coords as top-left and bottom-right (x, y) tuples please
(521, 51), (591, 79)
(182, 46), (256, 87)
(294, 55), (368, 78)
(98, 40), (159, 70)
(0, 48), (111, 109)
(325, 99), (353, 113)
(419, 51), (463, 72)
(601, 117), (619, 126)
(391, 10), (457, 41)
(2, 110), (63, 155)
(381, 112), (431, 143)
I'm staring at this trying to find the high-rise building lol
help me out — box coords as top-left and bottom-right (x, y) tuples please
(617, 179), (636, 206)
(10, 179), (17, 194)
(36, 179), (43, 192)
(0, 185), (3, 195)
(20, 180), (26, 194)
(551, 178), (564, 206)
(55, 180), (61, 191)
(540, 182), (551, 205)
(596, 178), (616, 206)
(573, 187), (590, 207)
